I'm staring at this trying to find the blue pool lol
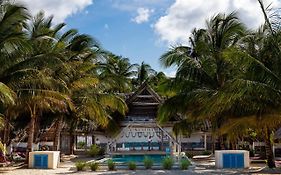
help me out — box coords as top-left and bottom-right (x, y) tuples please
(112, 154), (166, 163)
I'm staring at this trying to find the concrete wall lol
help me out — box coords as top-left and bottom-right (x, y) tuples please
(215, 150), (250, 168)
(116, 127), (162, 143)
(28, 151), (60, 169)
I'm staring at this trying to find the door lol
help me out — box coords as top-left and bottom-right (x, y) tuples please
(34, 154), (48, 169)
(223, 153), (244, 168)
(60, 135), (71, 154)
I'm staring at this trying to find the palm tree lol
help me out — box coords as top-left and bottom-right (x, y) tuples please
(203, 24), (281, 167)
(0, 1), (30, 144)
(99, 53), (138, 93)
(158, 12), (246, 150)
(135, 61), (156, 86)
(0, 1), (28, 104)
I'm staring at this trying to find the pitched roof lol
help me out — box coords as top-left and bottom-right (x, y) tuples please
(126, 82), (163, 105)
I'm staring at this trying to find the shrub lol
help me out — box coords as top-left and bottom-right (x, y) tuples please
(88, 162), (99, 171)
(128, 161), (136, 170)
(202, 150), (211, 155)
(185, 152), (195, 158)
(75, 161), (86, 171)
(77, 141), (86, 149)
(162, 156), (173, 170)
(99, 147), (105, 156)
(107, 159), (115, 171)
(143, 156), (153, 169)
(180, 159), (191, 170)
(88, 144), (101, 157)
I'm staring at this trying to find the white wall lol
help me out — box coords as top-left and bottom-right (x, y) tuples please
(93, 127), (210, 144)
(116, 127), (162, 143)
(180, 132), (210, 143)
(94, 134), (110, 144)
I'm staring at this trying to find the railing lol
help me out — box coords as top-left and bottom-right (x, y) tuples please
(156, 124), (181, 154)
(108, 122), (182, 155)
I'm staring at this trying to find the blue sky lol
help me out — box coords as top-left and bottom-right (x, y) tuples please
(64, 0), (174, 74)
(17, 0), (281, 76)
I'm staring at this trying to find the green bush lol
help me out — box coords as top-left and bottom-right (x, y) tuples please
(88, 144), (101, 157)
(128, 161), (137, 170)
(88, 162), (99, 171)
(75, 161), (86, 171)
(77, 141), (86, 149)
(185, 152), (195, 158)
(107, 159), (115, 171)
(180, 159), (191, 170)
(162, 156), (174, 170)
(99, 147), (105, 156)
(202, 150), (211, 155)
(143, 156), (153, 169)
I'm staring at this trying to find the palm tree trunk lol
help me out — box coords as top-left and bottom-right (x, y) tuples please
(70, 133), (75, 155)
(25, 105), (36, 163)
(69, 120), (76, 155)
(3, 115), (10, 145)
(53, 116), (63, 151)
(265, 127), (275, 168)
(218, 135), (225, 150)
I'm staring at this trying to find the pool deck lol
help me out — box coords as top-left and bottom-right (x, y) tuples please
(0, 163), (278, 175)
(109, 151), (167, 155)
(2, 155), (281, 175)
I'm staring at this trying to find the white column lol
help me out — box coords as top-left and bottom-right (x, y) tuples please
(204, 133), (207, 150)
(273, 144), (275, 157)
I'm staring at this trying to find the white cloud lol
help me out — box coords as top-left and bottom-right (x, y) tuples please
(164, 70), (176, 77)
(104, 24), (109, 30)
(111, 0), (170, 11)
(132, 7), (154, 24)
(154, 0), (281, 45)
(16, 0), (93, 23)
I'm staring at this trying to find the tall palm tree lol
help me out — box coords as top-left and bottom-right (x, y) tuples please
(0, 1), (30, 144)
(158, 12), (246, 144)
(205, 1), (281, 167)
(203, 22), (281, 167)
(99, 53), (138, 93)
(135, 61), (156, 86)
(0, 1), (28, 102)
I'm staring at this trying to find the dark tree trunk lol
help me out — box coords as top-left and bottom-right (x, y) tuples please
(212, 135), (216, 153)
(70, 132), (75, 155)
(3, 115), (11, 145)
(218, 135), (225, 150)
(231, 141), (236, 150)
(265, 127), (276, 168)
(53, 116), (63, 151)
(69, 120), (76, 155)
(26, 108), (36, 164)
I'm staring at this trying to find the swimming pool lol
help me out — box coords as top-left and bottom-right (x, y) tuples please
(112, 154), (166, 163)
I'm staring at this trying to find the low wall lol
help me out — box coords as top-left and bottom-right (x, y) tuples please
(28, 151), (60, 169)
(215, 150), (249, 168)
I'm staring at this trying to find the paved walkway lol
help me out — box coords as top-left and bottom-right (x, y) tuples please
(0, 158), (279, 175)
(0, 163), (268, 175)
(0, 169), (259, 175)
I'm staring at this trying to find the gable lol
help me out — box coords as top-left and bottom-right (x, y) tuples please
(126, 83), (163, 118)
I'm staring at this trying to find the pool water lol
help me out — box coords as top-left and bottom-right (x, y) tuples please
(112, 154), (166, 163)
